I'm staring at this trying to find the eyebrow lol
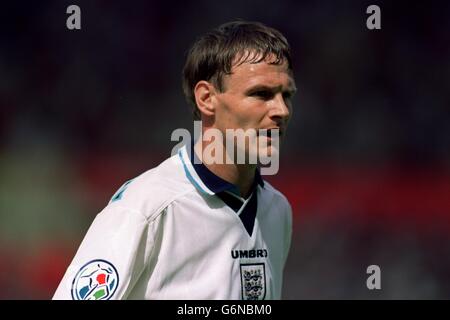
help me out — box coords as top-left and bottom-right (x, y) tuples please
(245, 84), (297, 96)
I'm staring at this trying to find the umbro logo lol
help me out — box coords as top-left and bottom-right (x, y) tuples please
(231, 249), (268, 259)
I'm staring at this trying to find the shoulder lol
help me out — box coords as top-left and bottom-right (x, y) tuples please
(260, 180), (293, 253)
(258, 180), (293, 224)
(260, 180), (292, 211)
(105, 153), (195, 221)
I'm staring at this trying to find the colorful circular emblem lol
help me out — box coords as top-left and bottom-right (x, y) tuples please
(71, 259), (119, 300)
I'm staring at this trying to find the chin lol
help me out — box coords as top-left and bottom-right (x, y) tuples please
(266, 145), (280, 157)
(255, 144), (280, 164)
(234, 137), (282, 165)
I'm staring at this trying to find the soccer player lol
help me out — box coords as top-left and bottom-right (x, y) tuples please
(53, 20), (296, 300)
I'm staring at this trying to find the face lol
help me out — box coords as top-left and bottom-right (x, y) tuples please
(211, 54), (296, 161)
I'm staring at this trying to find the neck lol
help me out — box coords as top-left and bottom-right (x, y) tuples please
(194, 139), (257, 199)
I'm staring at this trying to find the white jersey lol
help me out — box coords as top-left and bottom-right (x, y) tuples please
(53, 144), (292, 300)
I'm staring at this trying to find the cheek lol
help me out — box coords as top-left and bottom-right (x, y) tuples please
(216, 96), (267, 128)
(242, 100), (269, 123)
(215, 103), (236, 129)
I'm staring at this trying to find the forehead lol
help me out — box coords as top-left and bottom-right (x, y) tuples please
(224, 55), (295, 90)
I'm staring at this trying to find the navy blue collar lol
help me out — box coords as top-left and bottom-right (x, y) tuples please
(189, 141), (264, 196)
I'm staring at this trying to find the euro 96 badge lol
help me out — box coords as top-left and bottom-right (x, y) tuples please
(71, 259), (119, 300)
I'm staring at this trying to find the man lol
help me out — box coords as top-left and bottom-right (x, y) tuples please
(53, 20), (296, 300)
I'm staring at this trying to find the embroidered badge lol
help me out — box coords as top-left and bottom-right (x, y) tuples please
(240, 263), (266, 300)
(71, 259), (119, 300)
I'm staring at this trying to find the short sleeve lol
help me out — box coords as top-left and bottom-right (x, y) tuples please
(52, 203), (154, 300)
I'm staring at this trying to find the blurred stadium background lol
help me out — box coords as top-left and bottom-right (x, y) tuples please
(1, 1), (449, 299)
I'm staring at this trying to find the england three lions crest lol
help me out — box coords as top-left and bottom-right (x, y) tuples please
(240, 263), (266, 300)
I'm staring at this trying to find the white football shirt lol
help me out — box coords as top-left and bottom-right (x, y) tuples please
(53, 143), (292, 300)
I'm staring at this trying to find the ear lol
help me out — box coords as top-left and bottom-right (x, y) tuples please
(194, 80), (216, 117)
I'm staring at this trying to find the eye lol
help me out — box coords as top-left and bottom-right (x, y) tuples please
(252, 90), (274, 100)
(282, 92), (293, 101)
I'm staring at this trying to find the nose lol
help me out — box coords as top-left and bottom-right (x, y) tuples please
(270, 94), (291, 125)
